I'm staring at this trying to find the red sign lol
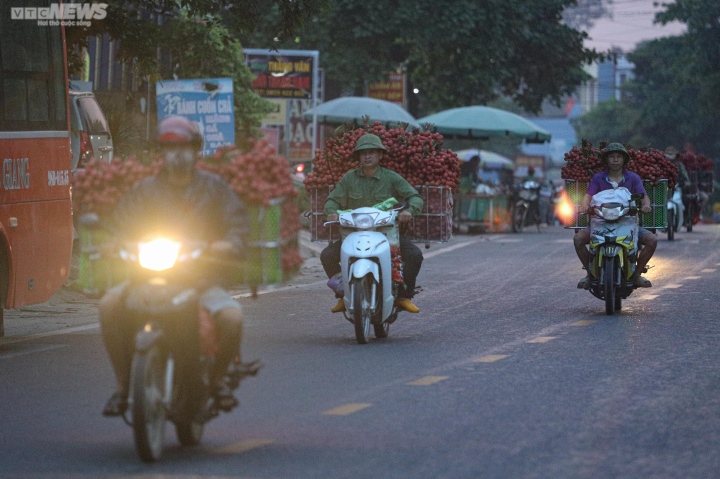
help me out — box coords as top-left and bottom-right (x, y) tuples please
(368, 72), (405, 107)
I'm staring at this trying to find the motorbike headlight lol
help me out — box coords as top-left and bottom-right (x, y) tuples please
(601, 207), (621, 221)
(353, 213), (375, 229)
(138, 238), (181, 271)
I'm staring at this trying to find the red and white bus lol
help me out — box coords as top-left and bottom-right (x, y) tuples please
(0, 1), (74, 335)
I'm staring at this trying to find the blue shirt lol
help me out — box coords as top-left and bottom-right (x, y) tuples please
(587, 170), (647, 197)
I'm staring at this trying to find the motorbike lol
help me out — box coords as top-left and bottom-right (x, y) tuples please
(682, 187), (701, 233)
(113, 235), (260, 462)
(511, 180), (542, 233)
(584, 188), (645, 315)
(665, 187), (684, 241)
(325, 200), (407, 344)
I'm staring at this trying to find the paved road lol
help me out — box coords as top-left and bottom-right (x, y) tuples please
(1, 224), (719, 478)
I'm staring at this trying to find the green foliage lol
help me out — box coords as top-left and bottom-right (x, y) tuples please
(570, 99), (643, 147)
(238, 0), (602, 115)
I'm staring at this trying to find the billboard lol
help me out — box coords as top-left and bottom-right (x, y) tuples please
(156, 78), (234, 157)
(244, 49), (319, 100)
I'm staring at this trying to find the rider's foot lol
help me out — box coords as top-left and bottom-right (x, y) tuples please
(395, 297), (420, 313)
(577, 275), (592, 289)
(102, 391), (128, 417)
(331, 298), (345, 313)
(213, 383), (238, 412)
(633, 275), (652, 288)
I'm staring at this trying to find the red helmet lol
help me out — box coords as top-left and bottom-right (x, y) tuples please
(157, 116), (203, 151)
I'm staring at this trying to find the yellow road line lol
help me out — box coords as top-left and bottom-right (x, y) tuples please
(526, 336), (556, 343)
(215, 438), (274, 455)
(684, 276), (702, 280)
(571, 320), (597, 327)
(322, 403), (372, 415)
(638, 294), (658, 300)
(406, 376), (449, 386)
(662, 284), (683, 289)
(701, 268), (716, 273)
(473, 354), (509, 363)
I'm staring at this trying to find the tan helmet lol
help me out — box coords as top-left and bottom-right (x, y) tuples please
(353, 134), (387, 153)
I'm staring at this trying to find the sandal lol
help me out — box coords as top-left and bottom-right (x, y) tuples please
(102, 392), (128, 417)
(633, 275), (652, 288)
(213, 383), (238, 412)
(577, 275), (591, 289)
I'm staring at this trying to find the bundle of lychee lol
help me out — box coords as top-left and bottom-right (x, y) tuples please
(302, 121), (461, 190)
(679, 151), (714, 172)
(561, 140), (679, 190)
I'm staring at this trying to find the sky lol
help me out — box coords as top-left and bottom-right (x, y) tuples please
(581, 0), (686, 52)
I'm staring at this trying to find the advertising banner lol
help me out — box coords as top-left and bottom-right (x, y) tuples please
(367, 71), (406, 108)
(244, 49), (319, 100)
(156, 78), (234, 157)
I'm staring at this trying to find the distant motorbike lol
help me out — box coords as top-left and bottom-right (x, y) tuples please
(511, 180), (542, 233)
(665, 187), (683, 241)
(584, 188), (645, 315)
(115, 236), (260, 462)
(682, 187), (701, 233)
(325, 200), (407, 344)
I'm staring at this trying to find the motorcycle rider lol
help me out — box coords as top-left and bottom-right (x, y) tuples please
(321, 133), (424, 314)
(664, 146), (709, 220)
(574, 142), (657, 289)
(100, 116), (249, 416)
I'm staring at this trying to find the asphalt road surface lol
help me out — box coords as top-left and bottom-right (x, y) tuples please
(1, 224), (719, 479)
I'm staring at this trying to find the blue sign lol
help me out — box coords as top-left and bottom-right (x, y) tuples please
(156, 78), (234, 157)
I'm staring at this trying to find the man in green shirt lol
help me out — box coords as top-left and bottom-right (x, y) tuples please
(322, 133), (424, 314)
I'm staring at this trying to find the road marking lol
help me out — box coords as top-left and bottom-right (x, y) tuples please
(322, 403), (372, 415)
(406, 376), (449, 386)
(662, 284), (683, 289)
(215, 438), (274, 455)
(552, 239), (573, 244)
(571, 320), (597, 327)
(0, 323), (99, 345)
(473, 354), (508, 363)
(684, 276), (701, 280)
(701, 268), (716, 273)
(526, 336), (556, 343)
(0, 344), (66, 359)
(638, 294), (658, 300)
(423, 238), (484, 259)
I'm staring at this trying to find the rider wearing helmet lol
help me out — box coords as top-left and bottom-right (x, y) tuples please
(100, 116), (250, 416)
(322, 133), (424, 314)
(574, 142), (657, 289)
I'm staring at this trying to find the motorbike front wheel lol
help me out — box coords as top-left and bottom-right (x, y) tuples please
(512, 204), (526, 233)
(131, 345), (169, 462)
(351, 275), (376, 344)
(603, 257), (617, 316)
(667, 209), (675, 241)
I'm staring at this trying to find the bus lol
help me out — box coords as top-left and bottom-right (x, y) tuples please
(0, 1), (74, 336)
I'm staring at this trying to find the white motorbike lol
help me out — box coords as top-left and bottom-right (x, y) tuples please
(665, 187), (684, 241)
(325, 201), (406, 344)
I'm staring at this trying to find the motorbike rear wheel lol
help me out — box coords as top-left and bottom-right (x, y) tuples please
(512, 204), (526, 233)
(374, 321), (389, 339)
(175, 412), (204, 446)
(131, 345), (169, 462)
(667, 209), (675, 241)
(603, 257), (616, 316)
(351, 275), (376, 344)
(686, 201), (695, 232)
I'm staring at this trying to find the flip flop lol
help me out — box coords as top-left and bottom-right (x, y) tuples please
(633, 276), (652, 288)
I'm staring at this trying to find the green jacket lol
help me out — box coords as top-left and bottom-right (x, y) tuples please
(324, 167), (424, 216)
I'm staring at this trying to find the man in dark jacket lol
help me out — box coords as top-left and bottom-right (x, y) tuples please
(100, 116), (249, 416)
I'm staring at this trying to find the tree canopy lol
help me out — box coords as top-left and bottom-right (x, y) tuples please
(237, 0), (603, 115)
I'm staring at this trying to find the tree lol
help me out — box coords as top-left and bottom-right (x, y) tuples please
(238, 0), (603, 116)
(569, 99), (643, 147)
(562, 0), (614, 31)
(65, 1), (329, 139)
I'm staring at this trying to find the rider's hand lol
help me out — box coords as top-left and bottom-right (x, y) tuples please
(398, 210), (413, 223)
(326, 213), (338, 222)
(641, 204), (652, 213)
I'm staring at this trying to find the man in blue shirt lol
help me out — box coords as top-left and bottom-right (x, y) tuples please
(574, 143), (657, 289)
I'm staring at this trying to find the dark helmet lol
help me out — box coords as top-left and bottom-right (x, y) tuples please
(601, 142), (629, 164)
(157, 116), (203, 151)
(354, 134), (387, 153)
(528, 166), (535, 175)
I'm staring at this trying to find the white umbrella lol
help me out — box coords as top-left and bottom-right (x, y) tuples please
(455, 149), (515, 170)
(303, 96), (421, 129)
